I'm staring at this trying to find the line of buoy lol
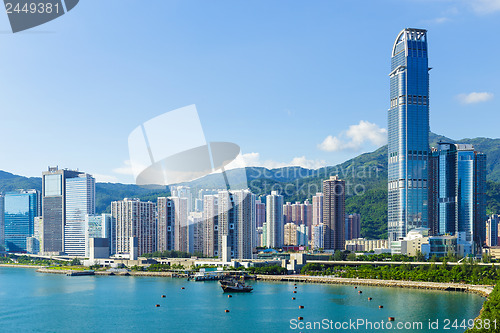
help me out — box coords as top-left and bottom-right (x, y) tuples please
(388, 317), (395, 321)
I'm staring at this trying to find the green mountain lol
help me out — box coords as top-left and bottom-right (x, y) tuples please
(1, 132), (499, 239)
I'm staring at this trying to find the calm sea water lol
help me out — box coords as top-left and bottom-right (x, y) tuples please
(0, 267), (486, 333)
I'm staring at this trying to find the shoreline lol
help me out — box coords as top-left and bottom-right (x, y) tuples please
(0, 264), (45, 269)
(256, 274), (494, 297)
(1, 265), (493, 297)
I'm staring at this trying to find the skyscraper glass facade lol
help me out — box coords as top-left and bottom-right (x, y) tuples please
(64, 174), (96, 256)
(388, 28), (429, 241)
(4, 190), (39, 252)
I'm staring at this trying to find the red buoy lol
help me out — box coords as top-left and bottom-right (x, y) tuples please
(298, 317), (303, 320)
(225, 309), (230, 313)
(155, 304), (160, 307)
(292, 297), (296, 300)
(388, 317), (395, 321)
(228, 295), (232, 298)
(299, 305), (304, 309)
(379, 305), (384, 309)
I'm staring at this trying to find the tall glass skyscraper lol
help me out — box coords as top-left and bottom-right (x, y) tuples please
(64, 173), (96, 256)
(3, 190), (40, 252)
(388, 28), (430, 241)
(428, 143), (487, 253)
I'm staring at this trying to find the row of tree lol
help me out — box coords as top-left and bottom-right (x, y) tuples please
(301, 262), (500, 285)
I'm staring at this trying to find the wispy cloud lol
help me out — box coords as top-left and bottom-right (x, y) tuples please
(318, 121), (387, 152)
(225, 152), (326, 170)
(113, 160), (135, 175)
(93, 173), (119, 183)
(469, 0), (500, 14)
(457, 92), (494, 104)
(422, 16), (451, 24)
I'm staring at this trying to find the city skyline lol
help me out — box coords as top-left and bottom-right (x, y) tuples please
(0, 1), (499, 184)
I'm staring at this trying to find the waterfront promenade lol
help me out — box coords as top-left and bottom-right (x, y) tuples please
(27, 265), (494, 297)
(256, 274), (494, 297)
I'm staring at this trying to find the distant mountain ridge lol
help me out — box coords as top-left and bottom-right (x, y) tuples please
(1, 132), (499, 239)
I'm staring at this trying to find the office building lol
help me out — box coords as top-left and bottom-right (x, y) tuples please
(111, 198), (156, 257)
(388, 28), (430, 241)
(64, 174), (96, 256)
(428, 143), (487, 253)
(42, 167), (83, 254)
(85, 214), (111, 257)
(323, 176), (345, 250)
(3, 190), (40, 252)
(266, 191), (284, 248)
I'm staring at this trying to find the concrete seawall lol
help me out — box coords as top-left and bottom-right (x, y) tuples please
(0, 264), (45, 269)
(256, 275), (494, 297)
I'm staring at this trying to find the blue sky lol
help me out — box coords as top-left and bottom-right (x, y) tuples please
(0, 0), (499, 183)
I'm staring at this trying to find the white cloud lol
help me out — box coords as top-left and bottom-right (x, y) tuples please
(318, 120), (387, 152)
(431, 17), (451, 23)
(225, 153), (326, 170)
(113, 160), (135, 175)
(469, 0), (500, 14)
(457, 92), (494, 104)
(93, 173), (119, 183)
(423, 16), (451, 24)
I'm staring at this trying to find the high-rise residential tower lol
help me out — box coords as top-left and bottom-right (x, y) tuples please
(111, 198), (156, 256)
(266, 191), (284, 248)
(217, 190), (256, 260)
(388, 28), (430, 241)
(312, 193), (323, 226)
(323, 176), (345, 250)
(202, 194), (218, 257)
